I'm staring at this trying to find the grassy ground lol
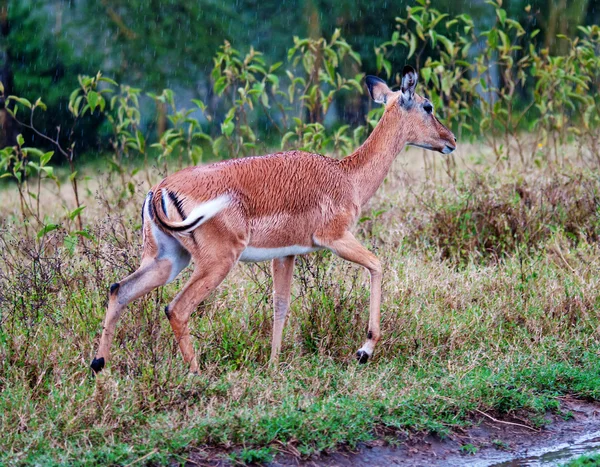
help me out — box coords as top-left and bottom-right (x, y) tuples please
(1, 147), (600, 465)
(567, 454), (600, 466)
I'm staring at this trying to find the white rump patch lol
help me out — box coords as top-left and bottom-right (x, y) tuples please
(161, 190), (171, 218)
(151, 222), (191, 283)
(239, 245), (321, 263)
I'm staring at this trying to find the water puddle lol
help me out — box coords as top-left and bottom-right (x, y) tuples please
(455, 430), (600, 467)
(274, 400), (600, 467)
(489, 430), (600, 466)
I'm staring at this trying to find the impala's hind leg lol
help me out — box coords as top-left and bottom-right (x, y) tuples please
(91, 258), (173, 372)
(165, 228), (246, 374)
(91, 199), (191, 373)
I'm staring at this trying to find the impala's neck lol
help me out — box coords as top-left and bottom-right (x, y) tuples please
(341, 110), (408, 205)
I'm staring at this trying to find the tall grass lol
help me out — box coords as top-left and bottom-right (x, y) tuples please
(1, 151), (600, 464)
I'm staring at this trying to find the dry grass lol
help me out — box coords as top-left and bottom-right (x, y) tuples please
(1, 150), (600, 465)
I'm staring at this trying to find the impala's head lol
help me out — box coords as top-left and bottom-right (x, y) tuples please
(366, 66), (456, 154)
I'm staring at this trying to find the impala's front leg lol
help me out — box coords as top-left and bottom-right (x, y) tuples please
(270, 255), (295, 364)
(316, 230), (382, 363)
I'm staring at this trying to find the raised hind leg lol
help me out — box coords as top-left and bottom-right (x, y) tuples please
(164, 227), (247, 373)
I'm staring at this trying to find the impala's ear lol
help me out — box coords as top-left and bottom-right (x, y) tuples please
(400, 65), (418, 100)
(366, 75), (392, 104)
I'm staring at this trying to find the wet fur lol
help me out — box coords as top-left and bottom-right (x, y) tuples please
(92, 69), (456, 374)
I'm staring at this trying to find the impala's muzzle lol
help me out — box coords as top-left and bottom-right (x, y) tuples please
(441, 133), (457, 154)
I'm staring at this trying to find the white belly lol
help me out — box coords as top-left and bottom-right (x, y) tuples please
(239, 245), (321, 262)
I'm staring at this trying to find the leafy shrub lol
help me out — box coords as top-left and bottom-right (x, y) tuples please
(403, 170), (600, 264)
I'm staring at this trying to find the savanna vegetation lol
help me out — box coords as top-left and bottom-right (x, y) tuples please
(1, 0), (600, 465)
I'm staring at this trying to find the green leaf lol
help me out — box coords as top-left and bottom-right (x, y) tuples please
(17, 134), (24, 147)
(68, 205), (86, 221)
(41, 166), (54, 177)
(214, 77), (228, 96)
(8, 96), (32, 108)
(408, 33), (417, 59)
(496, 8), (506, 26)
(136, 130), (145, 152)
(437, 35), (455, 56)
(192, 99), (206, 111)
(87, 91), (99, 112)
(98, 76), (118, 86)
(37, 223), (59, 238)
(383, 59), (392, 80)
(64, 235), (78, 255)
(221, 120), (235, 137)
(73, 230), (93, 240)
(421, 67), (432, 85)
(281, 131), (296, 149)
(34, 98), (47, 111)
(23, 147), (44, 158)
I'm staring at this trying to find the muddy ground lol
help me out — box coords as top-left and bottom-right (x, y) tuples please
(183, 398), (600, 466)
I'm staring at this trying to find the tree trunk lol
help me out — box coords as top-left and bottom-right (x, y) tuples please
(156, 101), (167, 137)
(0, 0), (17, 148)
(544, 0), (590, 55)
(304, 0), (322, 124)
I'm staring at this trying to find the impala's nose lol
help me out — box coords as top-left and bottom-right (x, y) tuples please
(442, 144), (456, 154)
(442, 133), (457, 154)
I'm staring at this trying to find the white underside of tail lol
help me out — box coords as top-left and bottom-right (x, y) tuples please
(164, 192), (232, 234)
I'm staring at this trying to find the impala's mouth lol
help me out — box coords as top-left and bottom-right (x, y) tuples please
(409, 142), (456, 154)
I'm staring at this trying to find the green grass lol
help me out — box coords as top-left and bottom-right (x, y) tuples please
(565, 453), (600, 466)
(2, 161), (600, 465)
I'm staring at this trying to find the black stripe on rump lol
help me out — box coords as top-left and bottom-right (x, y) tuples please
(161, 214), (205, 232)
(152, 190), (204, 233)
(168, 190), (187, 221)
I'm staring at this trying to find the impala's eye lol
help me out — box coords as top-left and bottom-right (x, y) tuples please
(424, 103), (433, 114)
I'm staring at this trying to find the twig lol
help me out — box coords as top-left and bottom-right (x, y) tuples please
(124, 449), (158, 467)
(475, 409), (539, 431)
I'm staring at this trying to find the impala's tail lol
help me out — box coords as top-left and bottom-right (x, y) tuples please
(149, 189), (231, 234)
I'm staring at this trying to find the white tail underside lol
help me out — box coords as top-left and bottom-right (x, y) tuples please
(163, 192), (231, 234)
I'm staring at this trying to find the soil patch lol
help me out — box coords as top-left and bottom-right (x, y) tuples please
(267, 398), (600, 466)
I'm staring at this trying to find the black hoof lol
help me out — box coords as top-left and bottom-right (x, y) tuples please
(356, 350), (370, 364)
(90, 357), (105, 373)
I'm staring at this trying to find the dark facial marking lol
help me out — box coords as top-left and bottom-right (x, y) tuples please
(109, 282), (120, 295)
(164, 305), (171, 320)
(367, 330), (373, 340)
(90, 357), (105, 373)
(424, 102), (433, 114)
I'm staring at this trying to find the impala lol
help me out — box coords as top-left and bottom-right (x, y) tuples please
(90, 66), (456, 374)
